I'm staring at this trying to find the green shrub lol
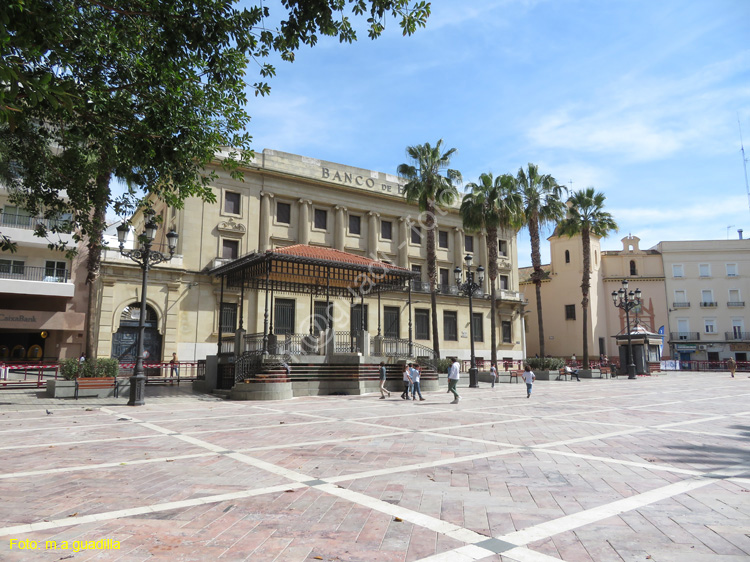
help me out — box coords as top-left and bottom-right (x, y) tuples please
(525, 356), (565, 371)
(436, 358), (452, 374)
(60, 357), (118, 379)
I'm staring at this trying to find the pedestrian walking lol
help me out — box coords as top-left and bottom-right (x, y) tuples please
(448, 359), (461, 403)
(401, 363), (413, 400)
(170, 352), (179, 382)
(522, 365), (535, 398)
(379, 361), (391, 398)
(490, 363), (497, 388)
(727, 356), (737, 378)
(411, 363), (425, 401)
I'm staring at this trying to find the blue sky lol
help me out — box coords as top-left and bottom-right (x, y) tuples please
(247, 0), (750, 267)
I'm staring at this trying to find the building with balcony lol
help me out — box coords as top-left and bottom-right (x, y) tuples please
(656, 238), (750, 363)
(93, 149), (526, 366)
(0, 188), (88, 360)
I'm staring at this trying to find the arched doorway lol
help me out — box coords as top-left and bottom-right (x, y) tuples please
(112, 304), (163, 362)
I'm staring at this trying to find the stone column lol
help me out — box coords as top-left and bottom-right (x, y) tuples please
(397, 216), (409, 268)
(368, 211), (379, 259)
(298, 199), (311, 245)
(453, 227), (464, 265)
(479, 231), (488, 292)
(259, 191), (274, 252)
(334, 205), (347, 250)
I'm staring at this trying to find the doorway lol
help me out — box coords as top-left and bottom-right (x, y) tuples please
(112, 304), (162, 363)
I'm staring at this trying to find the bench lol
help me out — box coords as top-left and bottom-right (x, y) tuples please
(502, 370), (522, 383)
(74, 377), (119, 399)
(599, 365), (611, 379)
(557, 368), (568, 381)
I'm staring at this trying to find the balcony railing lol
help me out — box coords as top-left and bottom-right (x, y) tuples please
(412, 281), (430, 293)
(672, 301), (690, 308)
(670, 332), (700, 341)
(725, 331), (750, 341)
(0, 212), (71, 232)
(700, 301), (717, 308)
(0, 265), (69, 283)
(727, 301), (745, 307)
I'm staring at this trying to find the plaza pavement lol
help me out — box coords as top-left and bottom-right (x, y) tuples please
(0, 372), (748, 561)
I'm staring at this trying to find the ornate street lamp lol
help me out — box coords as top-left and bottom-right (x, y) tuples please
(116, 212), (178, 406)
(455, 254), (485, 388)
(611, 279), (641, 380)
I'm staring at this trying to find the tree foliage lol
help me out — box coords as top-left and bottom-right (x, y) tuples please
(557, 187), (618, 368)
(398, 139), (461, 359)
(0, 0), (431, 356)
(461, 172), (522, 367)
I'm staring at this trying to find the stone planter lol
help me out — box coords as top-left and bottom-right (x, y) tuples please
(46, 378), (129, 399)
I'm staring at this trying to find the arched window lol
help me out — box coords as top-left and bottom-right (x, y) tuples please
(630, 260), (637, 275)
(565, 250), (570, 263)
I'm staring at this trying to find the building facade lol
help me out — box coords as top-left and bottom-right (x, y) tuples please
(520, 234), (668, 360)
(0, 187), (88, 361)
(94, 150), (526, 364)
(656, 238), (750, 363)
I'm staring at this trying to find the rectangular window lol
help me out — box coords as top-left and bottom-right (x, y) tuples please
(498, 240), (508, 257)
(672, 264), (684, 278)
(411, 264), (422, 279)
(314, 301), (333, 332)
(472, 312), (484, 342)
(381, 220), (392, 240)
(384, 306), (400, 338)
(411, 225), (421, 244)
(0, 259), (24, 275)
(701, 289), (713, 305)
(443, 311), (458, 341)
(465, 235), (474, 253)
(501, 320), (512, 343)
(704, 318), (716, 334)
(500, 275), (509, 290)
(440, 268), (450, 293)
(276, 201), (291, 224)
(438, 230), (449, 249)
(314, 208), (327, 230)
(224, 192), (241, 215)
(349, 214), (361, 235)
(729, 289), (741, 303)
(350, 304), (368, 332)
(222, 239), (239, 260)
(565, 304), (576, 320)
(274, 298), (295, 335)
(220, 303), (237, 334)
(727, 263), (738, 277)
(45, 260), (67, 281)
(699, 263), (710, 277)
(415, 309), (430, 340)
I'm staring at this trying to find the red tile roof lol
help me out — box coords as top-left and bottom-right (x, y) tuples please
(273, 244), (408, 271)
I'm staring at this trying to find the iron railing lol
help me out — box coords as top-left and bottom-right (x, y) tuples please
(0, 265), (69, 283)
(727, 301), (745, 307)
(725, 331), (750, 341)
(0, 212), (71, 232)
(670, 332), (700, 340)
(334, 330), (361, 353)
(672, 301), (690, 308)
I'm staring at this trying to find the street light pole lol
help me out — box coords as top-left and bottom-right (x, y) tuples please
(611, 279), (641, 380)
(117, 213), (178, 406)
(455, 254), (485, 388)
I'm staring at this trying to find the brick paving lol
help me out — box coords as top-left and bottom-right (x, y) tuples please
(0, 373), (748, 561)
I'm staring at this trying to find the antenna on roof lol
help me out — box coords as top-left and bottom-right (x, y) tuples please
(739, 114), (750, 213)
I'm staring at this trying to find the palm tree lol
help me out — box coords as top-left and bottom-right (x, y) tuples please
(460, 173), (522, 369)
(558, 188), (618, 369)
(516, 163), (566, 358)
(398, 140), (461, 359)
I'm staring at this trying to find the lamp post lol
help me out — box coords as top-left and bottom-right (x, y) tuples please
(455, 254), (485, 388)
(611, 279), (641, 380)
(116, 213), (178, 406)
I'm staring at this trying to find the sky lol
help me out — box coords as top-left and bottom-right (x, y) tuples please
(244, 0), (750, 267)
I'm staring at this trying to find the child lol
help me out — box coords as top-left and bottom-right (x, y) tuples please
(490, 363), (497, 388)
(522, 365), (535, 398)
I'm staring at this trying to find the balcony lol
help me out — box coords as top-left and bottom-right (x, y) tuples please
(725, 331), (750, 341)
(412, 281), (430, 293)
(727, 301), (745, 307)
(670, 332), (700, 341)
(672, 301), (690, 308)
(0, 265), (74, 297)
(0, 213), (75, 247)
(699, 301), (717, 308)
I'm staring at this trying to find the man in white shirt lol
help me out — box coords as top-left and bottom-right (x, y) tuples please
(448, 359), (461, 403)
